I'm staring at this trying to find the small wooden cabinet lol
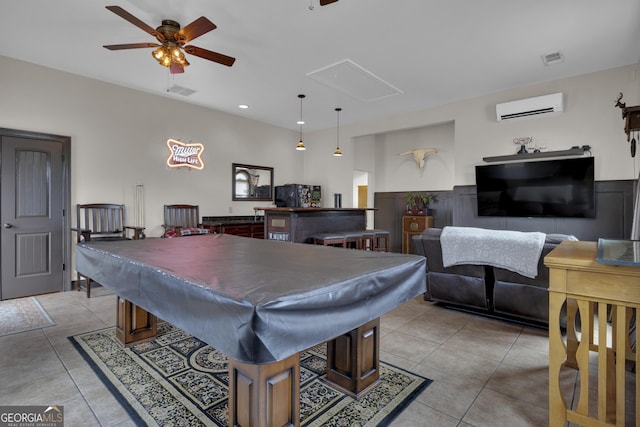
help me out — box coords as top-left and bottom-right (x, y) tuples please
(402, 215), (433, 254)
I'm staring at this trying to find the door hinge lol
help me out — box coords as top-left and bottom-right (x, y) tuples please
(62, 263), (66, 271)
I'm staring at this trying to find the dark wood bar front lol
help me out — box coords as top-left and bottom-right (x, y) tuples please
(262, 207), (368, 243)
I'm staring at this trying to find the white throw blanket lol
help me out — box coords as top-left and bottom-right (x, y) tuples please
(440, 226), (546, 278)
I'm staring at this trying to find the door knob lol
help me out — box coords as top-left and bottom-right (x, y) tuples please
(3, 223), (12, 228)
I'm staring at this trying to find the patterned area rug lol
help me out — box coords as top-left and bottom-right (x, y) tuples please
(0, 296), (55, 337)
(71, 322), (431, 426)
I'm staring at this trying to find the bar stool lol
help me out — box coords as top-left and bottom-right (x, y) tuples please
(313, 232), (347, 248)
(343, 231), (364, 249)
(361, 230), (377, 251)
(371, 229), (390, 252)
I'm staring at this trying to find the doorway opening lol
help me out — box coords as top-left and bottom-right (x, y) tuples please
(353, 170), (373, 228)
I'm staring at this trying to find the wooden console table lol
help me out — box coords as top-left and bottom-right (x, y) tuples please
(545, 240), (639, 427)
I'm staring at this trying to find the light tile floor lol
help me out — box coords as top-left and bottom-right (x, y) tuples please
(0, 289), (576, 426)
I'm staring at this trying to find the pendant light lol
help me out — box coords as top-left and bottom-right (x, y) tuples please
(333, 107), (343, 157)
(296, 94), (306, 151)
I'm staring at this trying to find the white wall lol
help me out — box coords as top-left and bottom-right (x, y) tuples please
(0, 56), (301, 237)
(1, 55), (638, 231)
(303, 63), (640, 204)
(370, 121), (455, 192)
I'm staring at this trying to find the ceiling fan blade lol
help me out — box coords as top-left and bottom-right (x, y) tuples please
(177, 17), (217, 44)
(319, 0), (339, 5)
(184, 45), (236, 67)
(105, 6), (160, 39)
(103, 43), (159, 50)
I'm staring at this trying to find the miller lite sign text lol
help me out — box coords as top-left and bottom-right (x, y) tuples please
(166, 138), (205, 170)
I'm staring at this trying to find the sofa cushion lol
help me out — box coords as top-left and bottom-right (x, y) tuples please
(493, 281), (549, 324)
(493, 243), (556, 288)
(428, 271), (490, 310)
(415, 228), (485, 278)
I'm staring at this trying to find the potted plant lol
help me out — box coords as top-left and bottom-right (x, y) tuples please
(405, 192), (436, 215)
(417, 193), (436, 215)
(405, 192), (419, 214)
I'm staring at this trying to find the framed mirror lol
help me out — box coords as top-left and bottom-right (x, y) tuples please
(232, 163), (274, 201)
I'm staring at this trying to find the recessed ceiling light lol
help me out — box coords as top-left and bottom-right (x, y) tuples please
(541, 51), (564, 66)
(238, 104), (249, 109)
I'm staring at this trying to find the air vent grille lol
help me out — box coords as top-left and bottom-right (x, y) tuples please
(500, 107), (555, 120)
(166, 85), (196, 96)
(541, 51), (564, 66)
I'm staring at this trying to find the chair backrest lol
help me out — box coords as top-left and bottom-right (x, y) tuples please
(164, 204), (201, 228)
(76, 204), (127, 240)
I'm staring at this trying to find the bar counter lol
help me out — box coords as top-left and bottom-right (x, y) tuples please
(261, 207), (371, 243)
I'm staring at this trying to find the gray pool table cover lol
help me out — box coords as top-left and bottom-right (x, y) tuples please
(75, 233), (426, 364)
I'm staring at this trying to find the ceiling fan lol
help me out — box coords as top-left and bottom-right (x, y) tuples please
(319, 0), (339, 5)
(102, 5), (236, 74)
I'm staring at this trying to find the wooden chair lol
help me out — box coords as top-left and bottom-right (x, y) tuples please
(72, 203), (144, 297)
(162, 204), (211, 237)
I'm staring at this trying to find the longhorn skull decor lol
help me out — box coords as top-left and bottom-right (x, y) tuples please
(399, 148), (438, 170)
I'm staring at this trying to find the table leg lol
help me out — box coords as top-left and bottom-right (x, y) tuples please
(115, 296), (157, 345)
(326, 318), (380, 398)
(228, 353), (300, 427)
(548, 291), (568, 427)
(565, 298), (579, 369)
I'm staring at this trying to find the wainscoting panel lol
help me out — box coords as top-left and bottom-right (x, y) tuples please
(375, 180), (636, 253)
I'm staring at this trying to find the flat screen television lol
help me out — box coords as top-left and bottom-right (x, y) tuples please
(475, 157), (595, 218)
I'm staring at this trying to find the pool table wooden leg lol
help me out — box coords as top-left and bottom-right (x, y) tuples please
(326, 317), (381, 398)
(115, 296), (157, 345)
(228, 352), (300, 427)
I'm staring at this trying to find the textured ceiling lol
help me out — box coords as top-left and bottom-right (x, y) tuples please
(1, 0), (639, 131)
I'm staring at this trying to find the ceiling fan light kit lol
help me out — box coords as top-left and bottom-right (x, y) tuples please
(152, 43), (190, 73)
(103, 6), (235, 75)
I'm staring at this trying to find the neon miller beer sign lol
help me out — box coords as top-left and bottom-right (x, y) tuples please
(166, 138), (205, 170)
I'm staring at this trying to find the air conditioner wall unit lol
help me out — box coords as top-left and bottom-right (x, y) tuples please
(496, 93), (564, 121)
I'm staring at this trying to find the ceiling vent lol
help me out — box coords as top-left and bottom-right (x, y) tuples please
(496, 93), (564, 121)
(166, 85), (196, 96)
(541, 51), (564, 66)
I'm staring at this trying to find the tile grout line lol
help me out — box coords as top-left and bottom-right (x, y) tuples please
(453, 325), (527, 425)
(43, 328), (106, 426)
